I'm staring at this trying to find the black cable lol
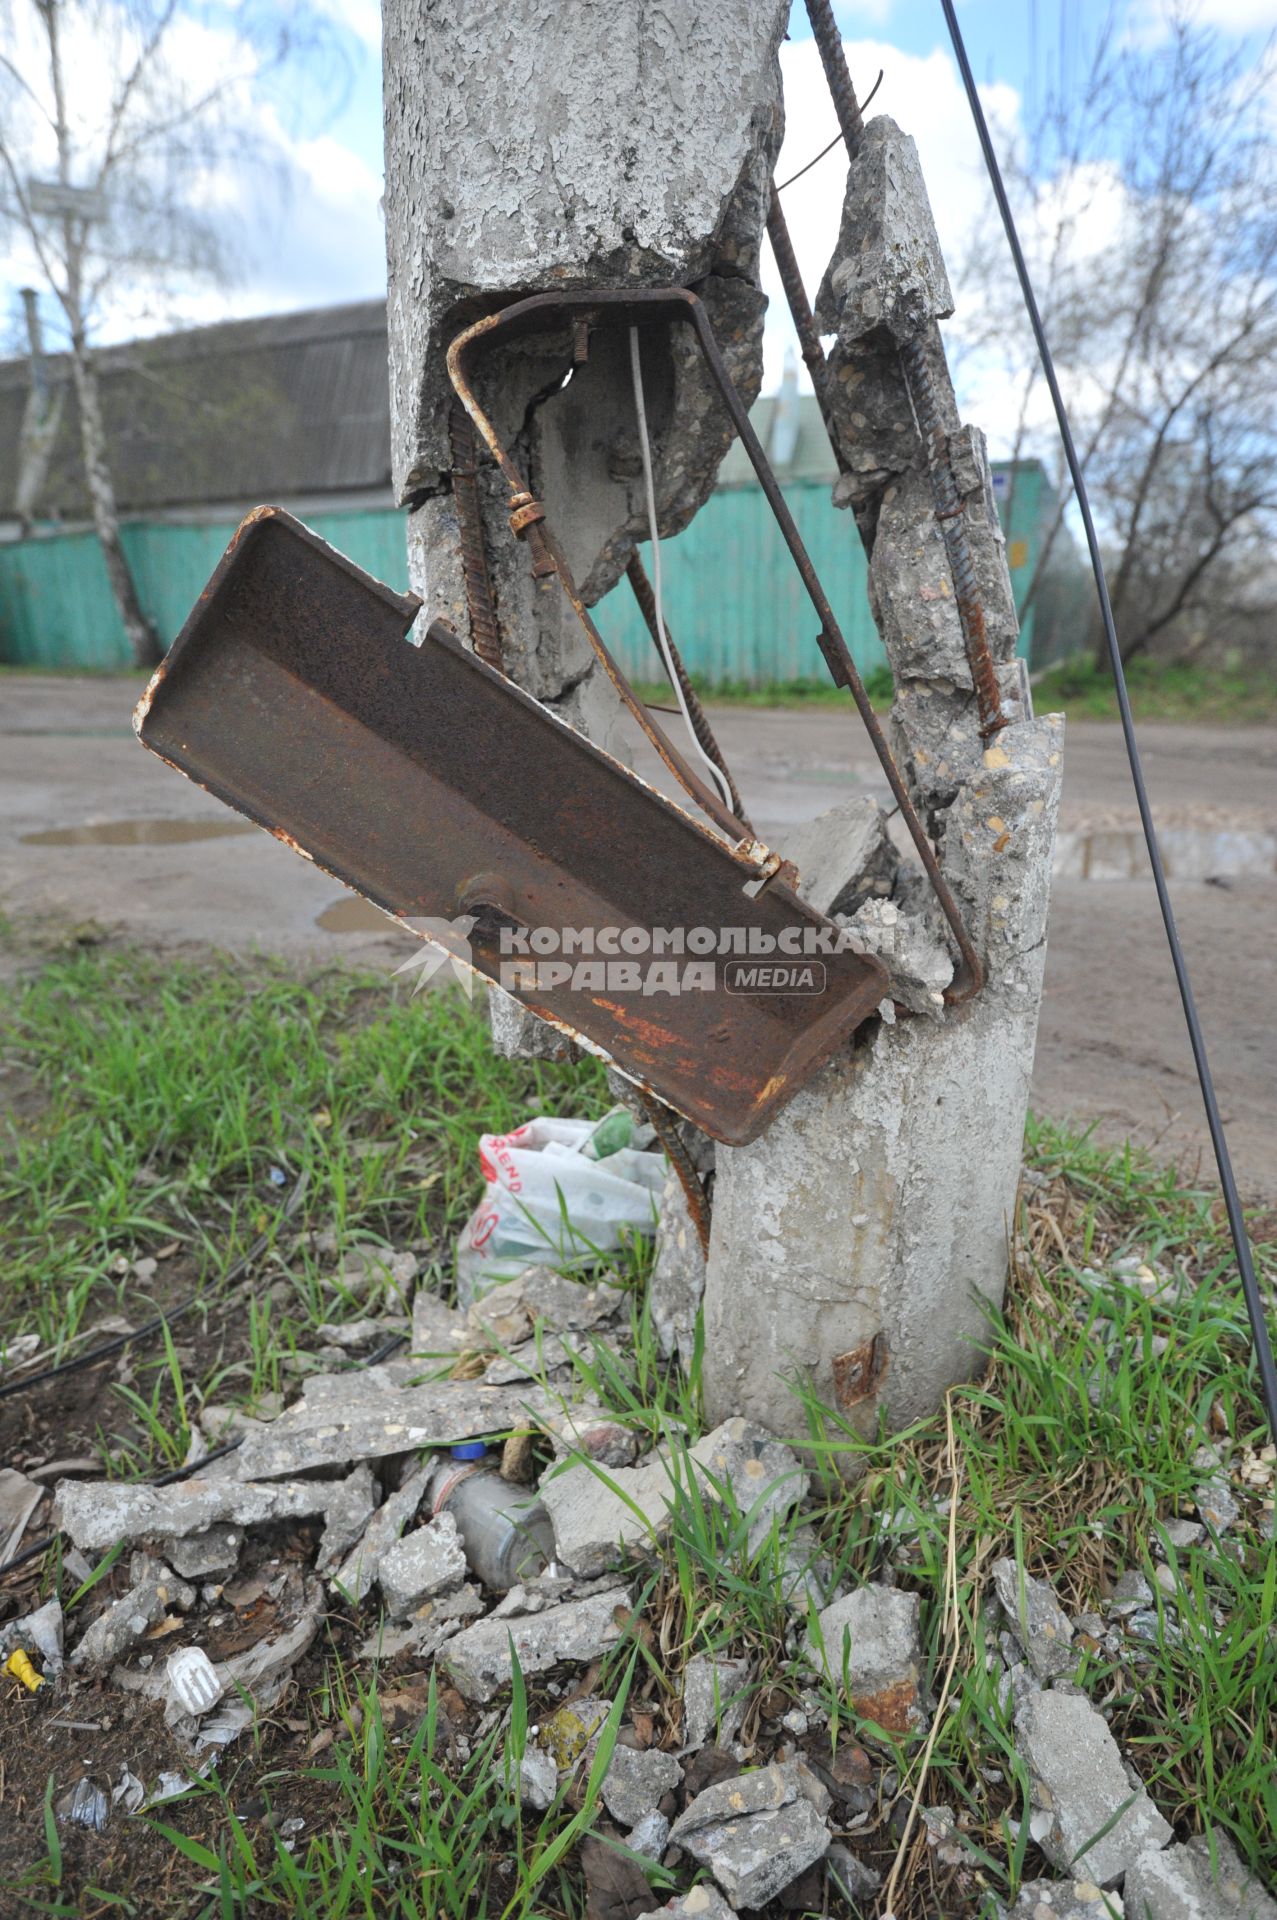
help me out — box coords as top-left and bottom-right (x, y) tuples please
(0, 1170), (309, 1404)
(775, 71), (884, 192)
(939, 0), (1277, 1446)
(0, 1332), (409, 1580)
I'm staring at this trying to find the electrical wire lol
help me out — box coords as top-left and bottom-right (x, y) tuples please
(939, 0), (1277, 1445)
(774, 70), (884, 192)
(628, 326), (736, 814)
(0, 1332), (408, 1580)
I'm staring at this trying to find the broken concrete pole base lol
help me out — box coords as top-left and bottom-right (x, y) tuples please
(703, 716), (1062, 1457)
(814, 118), (953, 348)
(649, 1170), (708, 1365)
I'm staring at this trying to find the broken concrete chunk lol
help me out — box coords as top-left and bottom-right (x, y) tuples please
(781, 797), (897, 920)
(869, 468), (973, 687)
(540, 1403), (641, 1469)
(540, 1419), (805, 1578)
(679, 1654), (751, 1753)
(410, 1285), (466, 1355)
(518, 1744), (559, 1811)
(1014, 1690), (1172, 1886)
(1195, 1475), (1241, 1535)
(537, 1695), (614, 1769)
(599, 1743), (683, 1828)
(814, 116), (953, 345)
(668, 1760), (831, 1909)
(56, 1469), (370, 1552)
(378, 1513), (467, 1619)
(71, 1565), (194, 1668)
(1005, 1881), (1125, 1918)
(628, 1808), (671, 1860)
(993, 1558), (1077, 1682)
(467, 1268), (628, 1347)
(235, 1379), (567, 1478)
(330, 1466), (429, 1605)
(315, 1464), (380, 1573)
(357, 1582), (484, 1662)
(807, 1585), (927, 1735)
(441, 1585), (633, 1704)
(649, 1170), (707, 1367)
(335, 1244), (419, 1304)
(1124, 1831), (1277, 1920)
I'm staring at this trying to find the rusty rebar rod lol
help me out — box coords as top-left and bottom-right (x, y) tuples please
(765, 194), (846, 478)
(625, 553), (749, 827)
(448, 395), (503, 673)
(640, 1092), (711, 1260)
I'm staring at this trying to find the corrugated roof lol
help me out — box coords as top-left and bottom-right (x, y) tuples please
(0, 300), (392, 520)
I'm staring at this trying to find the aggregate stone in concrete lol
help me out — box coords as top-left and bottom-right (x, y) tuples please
(1014, 1690), (1172, 1885)
(1124, 1832), (1277, 1920)
(599, 1743), (683, 1828)
(679, 1654), (751, 1753)
(377, 1513), (467, 1619)
(441, 1586), (633, 1704)
(993, 1558), (1078, 1681)
(540, 1419), (805, 1577)
(161, 1524), (243, 1582)
(330, 1467), (429, 1605)
(1005, 1880), (1125, 1917)
(807, 1585), (928, 1735)
(55, 1470), (369, 1552)
(642, 1888), (735, 1920)
(668, 1761), (831, 1909)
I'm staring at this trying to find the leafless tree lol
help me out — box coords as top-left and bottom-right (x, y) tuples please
(0, 0), (330, 665)
(957, 8), (1277, 668)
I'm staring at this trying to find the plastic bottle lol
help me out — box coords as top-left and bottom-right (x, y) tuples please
(428, 1443), (558, 1590)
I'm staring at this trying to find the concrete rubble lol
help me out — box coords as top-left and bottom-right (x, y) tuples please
(1124, 1833), (1277, 1920)
(642, 1889), (736, 1920)
(1014, 1690), (1172, 1886)
(538, 1418), (804, 1577)
(70, 1559), (194, 1669)
(994, 1556), (1078, 1682)
(1004, 1882), (1125, 1918)
(667, 1759), (831, 1909)
(441, 1585), (633, 1704)
(680, 1653), (751, 1753)
(377, 1512), (467, 1619)
(599, 1743), (683, 1828)
(806, 1584), (928, 1735)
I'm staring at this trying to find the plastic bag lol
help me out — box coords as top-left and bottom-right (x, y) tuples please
(456, 1111), (666, 1305)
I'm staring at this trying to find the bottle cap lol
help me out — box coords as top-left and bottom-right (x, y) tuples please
(450, 1440), (487, 1461)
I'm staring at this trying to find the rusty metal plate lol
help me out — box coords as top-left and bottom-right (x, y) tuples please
(134, 508), (888, 1145)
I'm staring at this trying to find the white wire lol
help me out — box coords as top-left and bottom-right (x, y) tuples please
(628, 326), (735, 814)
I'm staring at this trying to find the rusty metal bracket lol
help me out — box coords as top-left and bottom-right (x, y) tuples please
(133, 507), (892, 1146)
(446, 288), (982, 1003)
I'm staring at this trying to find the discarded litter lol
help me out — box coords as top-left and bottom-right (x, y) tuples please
(428, 1444), (557, 1590)
(166, 1645), (225, 1719)
(456, 1116), (666, 1304)
(58, 1776), (109, 1832)
(4, 1648), (45, 1693)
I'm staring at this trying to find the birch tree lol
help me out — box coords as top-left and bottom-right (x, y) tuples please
(0, 0), (327, 665)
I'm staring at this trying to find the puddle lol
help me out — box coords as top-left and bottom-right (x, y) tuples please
(1056, 827), (1276, 882)
(315, 896), (399, 933)
(21, 818), (257, 847)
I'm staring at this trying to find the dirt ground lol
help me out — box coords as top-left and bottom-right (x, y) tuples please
(3, 673), (1274, 1201)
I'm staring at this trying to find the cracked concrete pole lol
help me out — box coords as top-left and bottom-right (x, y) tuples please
(701, 116), (1064, 1456)
(383, 0), (789, 1059)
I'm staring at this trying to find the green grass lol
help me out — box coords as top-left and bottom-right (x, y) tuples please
(633, 655), (1275, 723)
(1030, 655), (1275, 724)
(2, 940), (1274, 1915)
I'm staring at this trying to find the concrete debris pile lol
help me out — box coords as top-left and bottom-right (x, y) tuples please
(9, 1256), (1268, 1917)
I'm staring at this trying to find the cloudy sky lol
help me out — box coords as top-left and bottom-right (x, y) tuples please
(3, 0), (1276, 455)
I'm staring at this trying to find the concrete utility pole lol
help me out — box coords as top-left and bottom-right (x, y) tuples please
(382, 4), (1062, 1454)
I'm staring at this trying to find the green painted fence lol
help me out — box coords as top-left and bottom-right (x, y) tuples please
(1, 477), (1046, 678)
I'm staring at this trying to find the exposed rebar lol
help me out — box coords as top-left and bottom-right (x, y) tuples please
(448, 395), (503, 673)
(640, 1092), (712, 1260)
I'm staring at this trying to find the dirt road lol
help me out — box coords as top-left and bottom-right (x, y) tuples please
(3, 675), (1274, 1200)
